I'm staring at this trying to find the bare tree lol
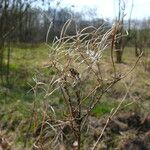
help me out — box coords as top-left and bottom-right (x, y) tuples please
(115, 0), (133, 63)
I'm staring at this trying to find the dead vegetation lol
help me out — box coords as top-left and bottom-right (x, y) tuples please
(21, 19), (146, 150)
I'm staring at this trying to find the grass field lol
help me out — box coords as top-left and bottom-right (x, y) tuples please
(0, 44), (150, 149)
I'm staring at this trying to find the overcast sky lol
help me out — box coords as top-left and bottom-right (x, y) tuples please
(51, 0), (150, 20)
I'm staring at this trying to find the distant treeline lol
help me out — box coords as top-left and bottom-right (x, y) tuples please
(0, 0), (150, 46)
(0, 0), (108, 44)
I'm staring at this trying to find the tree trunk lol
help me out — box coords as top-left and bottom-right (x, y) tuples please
(116, 49), (123, 63)
(0, 41), (4, 85)
(6, 41), (11, 86)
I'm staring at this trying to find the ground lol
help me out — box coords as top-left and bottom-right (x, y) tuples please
(0, 44), (150, 149)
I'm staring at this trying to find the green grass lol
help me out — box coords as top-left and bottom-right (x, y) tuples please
(91, 100), (118, 117)
(0, 45), (149, 149)
(1, 43), (49, 99)
(91, 99), (139, 117)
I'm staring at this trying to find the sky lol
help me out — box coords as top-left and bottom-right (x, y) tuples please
(51, 0), (150, 20)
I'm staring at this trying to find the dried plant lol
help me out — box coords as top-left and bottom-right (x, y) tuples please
(31, 18), (143, 150)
